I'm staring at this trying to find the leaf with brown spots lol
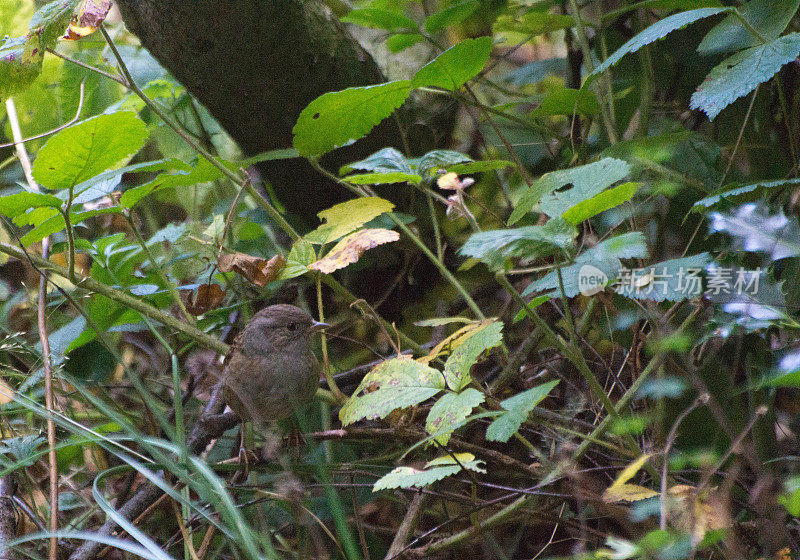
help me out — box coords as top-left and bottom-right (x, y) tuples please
(184, 283), (226, 315)
(63, 0), (112, 39)
(309, 228), (399, 274)
(218, 252), (286, 287)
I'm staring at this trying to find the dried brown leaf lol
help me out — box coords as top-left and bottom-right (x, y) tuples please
(309, 228), (399, 274)
(63, 0), (113, 40)
(184, 283), (226, 315)
(218, 252), (286, 287)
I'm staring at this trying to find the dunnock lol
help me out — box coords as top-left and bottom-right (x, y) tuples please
(222, 304), (325, 429)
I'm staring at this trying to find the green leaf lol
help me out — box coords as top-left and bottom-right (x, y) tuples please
(443, 321), (503, 391)
(425, 1), (478, 33)
(341, 7), (418, 31)
(692, 178), (800, 211)
(0, 192), (62, 217)
(278, 239), (316, 280)
(345, 171), (422, 185)
(522, 260), (623, 298)
(119, 157), (221, 208)
(587, 8), (729, 85)
(19, 207), (122, 245)
(425, 388), (485, 444)
(29, 0), (79, 47)
(448, 159), (513, 175)
(460, 218), (577, 270)
(293, 81), (411, 157)
(0, 35), (42, 98)
(33, 112), (149, 191)
(533, 87), (600, 116)
(339, 356), (445, 426)
(493, 11), (574, 36)
(486, 380), (559, 442)
(690, 34), (800, 121)
(387, 33), (423, 53)
(509, 158), (630, 225)
(411, 36), (492, 91)
(562, 182), (639, 224)
(581, 232), (649, 261)
(305, 197), (395, 244)
(614, 253), (711, 302)
(341, 147), (413, 175)
(372, 453), (485, 491)
(418, 149), (473, 177)
(698, 0), (800, 55)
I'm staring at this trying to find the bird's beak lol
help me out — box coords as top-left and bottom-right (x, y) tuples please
(310, 320), (330, 332)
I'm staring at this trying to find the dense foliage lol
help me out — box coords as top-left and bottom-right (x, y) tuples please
(1, 0), (800, 559)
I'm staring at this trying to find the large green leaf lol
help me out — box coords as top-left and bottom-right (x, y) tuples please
(533, 87), (600, 116)
(460, 218), (577, 269)
(119, 158), (220, 208)
(698, 0), (800, 55)
(0, 192), (62, 217)
(341, 147), (413, 175)
(692, 178), (800, 211)
(304, 197), (395, 244)
(33, 112), (149, 192)
(28, 0), (80, 50)
(561, 182), (639, 225)
(425, 388), (485, 445)
(486, 380), (559, 442)
(493, 10), (574, 37)
(411, 37), (492, 91)
(0, 35), (42, 98)
(293, 81), (411, 157)
(587, 7), (729, 85)
(509, 158), (630, 224)
(339, 356), (445, 426)
(341, 7), (418, 31)
(690, 33), (800, 121)
(442, 321), (503, 391)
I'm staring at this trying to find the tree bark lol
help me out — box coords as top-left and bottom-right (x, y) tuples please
(114, 0), (402, 218)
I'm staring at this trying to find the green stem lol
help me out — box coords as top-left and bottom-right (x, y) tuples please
(317, 272), (346, 402)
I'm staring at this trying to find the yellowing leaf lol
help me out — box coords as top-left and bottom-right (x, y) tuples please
(609, 453), (651, 488)
(602, 483), (659, 503)
(419, 319), (498, 364)
(305, 197), (395, 244)
(0, 377), (13, 405)
(309, 228), (399, 274)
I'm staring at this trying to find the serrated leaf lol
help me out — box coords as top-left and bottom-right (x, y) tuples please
(33, 112), (149, 191)
(442, 321), (503, 391)
(308, 228), (400, 273)
(119, 157), (220, 208)
(562, 182), (639, 224)
(411, 36), (492, 91)
(341, 147), (413, 175)
(345, 171), (422, 185)
(341, 7), (418, 31)
(372, 453), (485, 491)
(293, 81), (411, 157)
(690, 34), (800, 121)
(425, 0), (478, 33)
(460, 219), (577, 270)
(521, 260), (622, 298)
(418, 149), (473, 178)
(29, 0), (80, 50)
(419, 319), (497, 364)
(509, 158), (630, 225)
(709, 203), (800, 260)
(19, 207), (121, 245)
(339, 356), (445, 426)
(587, 8), (729, 85)
(614, 253), (712, 302)
(582, 232), (649, 261)
(0, 192), (62, 217)
(692, 178), (800, 211)
(425, 388), (485, 444)
(698, 0), (800, 55)
(278, 239), (316, 280)
(305, 197), (395, 244)
(486, 380), (559, 442)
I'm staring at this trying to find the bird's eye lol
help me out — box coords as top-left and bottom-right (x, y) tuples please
(287, 323), (298, 332)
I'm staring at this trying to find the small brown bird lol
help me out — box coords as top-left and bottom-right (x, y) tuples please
(222, 304), (325, 429)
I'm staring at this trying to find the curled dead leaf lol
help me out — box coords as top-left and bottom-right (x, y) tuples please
(184, 283), (226, 315)
(309, 228), (400, 274)
(218, 252), (286, 287)
(63, 0), (113, 40)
